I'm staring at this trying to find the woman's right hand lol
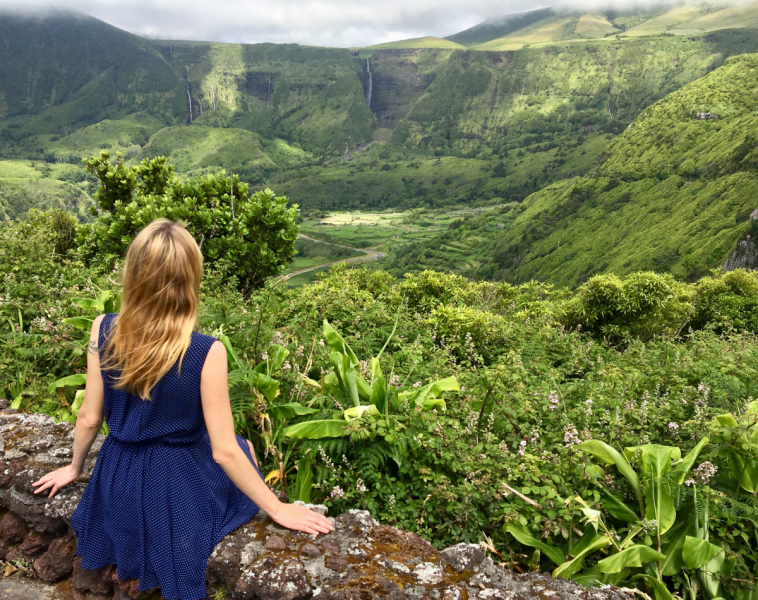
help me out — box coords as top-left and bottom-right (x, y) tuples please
(270, 502), (334, 536)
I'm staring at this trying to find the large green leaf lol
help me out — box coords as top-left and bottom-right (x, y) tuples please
(570, 524), (599, 557)
(284, 420), (347, 439)
(660, 512), (695, 576)
(636, 575), (674, 600)
(727, 450), (758, 494)
(577, 440), (642, 507)
(683, 537), (723, 570)
(267, 344), (289, 372)
(356, 375), (373, 400)
(699, 551), (725, 598)
(645, 481), (676, 536)
(343, 404), (380, 421)
(670, 437), (709, 485)
(398, 376), (459, 412)
(267, 403), (319, 420)
(503, 522), (566, 566)
(63, 316), (95, 332)
(49, 373), (87, 393)
(571, 568), (603, 588)
(628, 444), (680, 480)
(251, 372), (280, 403)
(291, 456), (313, 504)
(330, 351), (359, 407)
(713, 414), (739, 429)
(72, 290), (113, 311)
(369, 375), (388, 415)
(71, 389), (86, 416)
(596, 545), (666, 573)
(218, 334), (241, 371)
(599, 486), (639, 523)
(553, 536), (611, 579)
(323, 320), (359, 366)
(628, 445), (679, 535)
(369, 357), (383, 385)
(428, 376), (460, 396)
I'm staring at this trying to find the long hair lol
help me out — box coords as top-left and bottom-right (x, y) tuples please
(101, 219), (203, 400)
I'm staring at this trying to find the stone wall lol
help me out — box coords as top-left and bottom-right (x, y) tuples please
(0, 411), (635, 600)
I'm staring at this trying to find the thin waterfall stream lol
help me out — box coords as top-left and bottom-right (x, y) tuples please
(365, 58), (373, 109)
(186, 84), (193, 123)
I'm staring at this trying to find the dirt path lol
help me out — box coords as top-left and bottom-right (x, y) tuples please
(282, 234), (386, 281)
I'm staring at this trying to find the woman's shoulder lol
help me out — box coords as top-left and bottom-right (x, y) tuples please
(91, 314), (111, 337)
(192, 330), (218, 344)
(191, 331), (222, 356)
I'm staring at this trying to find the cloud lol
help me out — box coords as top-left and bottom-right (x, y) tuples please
(0, 0), (749, 47)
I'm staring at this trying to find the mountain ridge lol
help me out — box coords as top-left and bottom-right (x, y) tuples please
(2, 8), (758, 289)
(382, 53), (758, 284)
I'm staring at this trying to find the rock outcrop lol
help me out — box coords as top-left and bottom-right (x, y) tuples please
(723, 209), (758, 271)
(0, 411), (634, 600)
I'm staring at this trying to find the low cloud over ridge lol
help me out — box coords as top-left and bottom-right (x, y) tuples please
(0, 0), (751, 47)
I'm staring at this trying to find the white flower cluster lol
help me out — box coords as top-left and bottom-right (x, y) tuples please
(563, 424), (581, 447)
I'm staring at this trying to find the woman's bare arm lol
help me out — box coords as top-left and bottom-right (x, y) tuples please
(200, 341), (333, 536)
(33, 315), (106, 497)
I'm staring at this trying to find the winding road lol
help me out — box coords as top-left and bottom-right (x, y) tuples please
(281, 234), (386, 281)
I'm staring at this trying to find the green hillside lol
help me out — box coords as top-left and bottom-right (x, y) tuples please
(445, 8), (555, 46)
(157, 41), (376, 154)
(383, 3), (758, 52)
(4, 5), (758, 288)
(383, 54), (758, 284)
(0, 160), (94, 220)
(366, 37), (464, 50)
(286, 29), (758, 210)
(0, 11), (185, 144)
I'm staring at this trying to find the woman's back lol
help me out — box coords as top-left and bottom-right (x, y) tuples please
(99, 313), (215, 444)
(71, 313), (262, 600)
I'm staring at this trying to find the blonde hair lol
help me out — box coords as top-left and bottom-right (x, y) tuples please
(102, 219), (203, 400)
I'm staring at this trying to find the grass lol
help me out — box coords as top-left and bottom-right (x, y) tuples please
(138, 126), (276, 172)
(299, 206), (503, 252)
(47, 113), (166, 161)
(366, 37), (465, 50)
(575, 14), (619, 38)
(0, 175), (93, 221)
(624, 3), (758, 36)
(285, 268), (326, 288)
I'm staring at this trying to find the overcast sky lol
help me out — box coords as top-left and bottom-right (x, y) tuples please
(0, 0), (736, 47)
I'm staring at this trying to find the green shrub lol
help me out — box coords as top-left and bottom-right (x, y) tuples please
(81, 151), (298, 293)
(563, 272), (693, 342)
(691, 269), (758, 333)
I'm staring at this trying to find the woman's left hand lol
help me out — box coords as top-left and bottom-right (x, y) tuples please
(32, 465), (81, 498)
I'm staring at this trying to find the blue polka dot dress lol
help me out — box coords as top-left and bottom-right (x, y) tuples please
(71, 314), (262, 600)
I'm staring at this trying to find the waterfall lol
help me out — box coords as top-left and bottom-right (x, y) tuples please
(212, 84), (216, 111)
(266, 77), (272, 108)
(187, 85), (193, 123)
(199, 99), (203, 115)
(365, 58), (373, 108)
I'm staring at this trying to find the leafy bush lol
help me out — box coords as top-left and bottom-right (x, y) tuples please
(691, 269), (758, 333)
(81, 152), (299, 293)
(564, 272), (693, 343)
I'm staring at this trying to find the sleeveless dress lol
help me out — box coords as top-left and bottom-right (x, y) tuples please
(71, 314), (263, 600)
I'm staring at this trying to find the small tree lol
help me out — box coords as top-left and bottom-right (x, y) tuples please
(81, 151), (298, 294)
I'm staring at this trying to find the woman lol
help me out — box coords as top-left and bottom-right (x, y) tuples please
(32, 219), (333, 600)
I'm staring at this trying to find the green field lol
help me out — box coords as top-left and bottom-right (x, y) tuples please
(299, 206), (505, 252)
